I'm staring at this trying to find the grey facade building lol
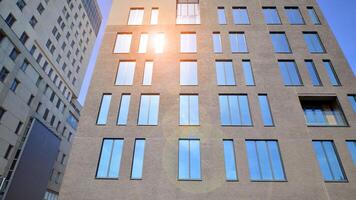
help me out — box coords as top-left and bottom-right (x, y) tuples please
(61, 0), (356, 199)
(0, 0), (101, 199)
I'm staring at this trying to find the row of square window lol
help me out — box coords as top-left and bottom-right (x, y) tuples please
(113, 59), (340, 87)
(96, 138), (356, 182)
(114, 32), (326, 54)
(97, 94), (356, 127)
(126, 5), (320, 25)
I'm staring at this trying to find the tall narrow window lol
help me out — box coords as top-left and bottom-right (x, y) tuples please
(312, 141), (346, 181)
(117, 94), (131, 125)
(180, 33), (197, 53)
(223, 140), (238, 181)
(212, 32), (222, 53)
(96, 139), (124, 178)
(150, 8), (159, 24)
(97, 94), (112, 125)
(232, 7), (250, 24)
(128, 8), (144, 25)
(278, 60), (302, 86)
(215, 61), (235, 85)
(143, 61), (153, 85)
(346, 141), (356, 167)
(138, 95), (160, 125)
(131, 139), (146, 179)
(323, 60), (341, 86)
(229, 32), (248, 53)
(114, 33), (132, 53)
(217, 7), (226, 24)
(153, 33), (165, 53)
(115, 61), (136, 85)
(176, 1), (200, 24)
(180, 61), (198, 85)
(178, 139), (201, 180)
(307, 7), (320, 25)
(180, 95), (199, 125)
(348, 95), (356, 113)
(305, 60), (322, 86)
(303, 32), (325, 53)
(258, 94), (274, 126)
(242, 60), (255, 86)
(246, 140), (285, 181)
(138, 33), (149, 53)
(285, 7), (304, 24)
(263, 7), (281, 24)
(219, 94), (252, 126)
(270, 32), (291, 53)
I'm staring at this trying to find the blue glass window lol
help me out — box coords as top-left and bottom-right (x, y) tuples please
(242, 60), (255, 86)
(212, 32), (222, 53)
(303, 32), (325, 53)
(96, 139), (124, 178)
(246, 140), (285, 181)
(138, 95), (160, 125)
(115, 61), (136, 85)
(278, 60), (302, 86)
(217, 7), (226, 24)
(229, 32), (248, 53)
(305, 60), (322, 86)
(285, 7), (304, 24)
(323, 60), (341, 86)
(215, 61), (235, 85)
(178, 139), (201, 180)
(270, 32), (291, 53)
(232, 7), (250, 24)
(180, 95), (199, 125)
(180, 61), (198, 85)
(258, 94), (274, 126)
(307, 7), (321, 25)
(219, 94), (252, 126)
(263, 7), (281, 24)
(117, 94), (131, 125)
(346, 141), (356, 167)
(96, 94), (112, 125)
(312, 141), (346, 181)
(347, 95), (356, 113)
(131, 139), (146, 179)
(223, 140), (238, 181)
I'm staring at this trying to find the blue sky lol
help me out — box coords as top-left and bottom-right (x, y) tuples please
(78, 0), (356, 105)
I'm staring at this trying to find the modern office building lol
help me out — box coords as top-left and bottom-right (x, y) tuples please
(61, 0), (356, 199)
(0, 0), (101, 199)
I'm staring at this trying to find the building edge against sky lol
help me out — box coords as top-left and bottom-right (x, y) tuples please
(61, 0), (356, 200)
(0, 0), (101, 199)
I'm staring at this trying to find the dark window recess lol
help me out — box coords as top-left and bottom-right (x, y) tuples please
(9, 48), (20, 61)
(0, 67), (10, 82)
(14, 121), (23, 134)
(4, 144), (13, 159)
(5, 13), (16, 27)
(19, 32), (29, 44)
(10, 79), (20, 92)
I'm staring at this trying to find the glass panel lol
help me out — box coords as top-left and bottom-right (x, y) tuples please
(180, 61), (198, 85)
(217, 8), (226, 24)
(128, 9), (144, 25)
(258, 95), (274, 126)
(323, 61), (341, 86)
(215, 61), (235, 85)
(271, 33), (291, 53)
(148, 95), (159, 125)
(242, 60), (255, 86)
(189, 95), (199, 125)
(232, 8), (250, 24)
(153, 33), (165, 53)
(348, 95), (356, 113)
(180, 95), (189, 125)
(131, 139), (146, 179)
(285, 7), (304, 24)
(96, 139), (123, 178)
(143, 61), (153, 85)
(323, 142), (345, 181)
(150, 8), (159, 24)
(176, 3), (200, 24)
(117, 94), (131, 125)
(267, 141), (285, 180)
(223, 140), (238, 180)
(219, 95), (230, 125)
(212, 33), (222, 53)
(305, 60), (322, 86)
(180, 33), (197, 53)
(138, 95), (150, 125)
(115, 62), (136, 85)
(229, 95), (241, 125)
(346, 141), (356, 166)
(96, 139), (113, 177)
(190, 140), (201, 179)
(229, 33), (248, 53)
(263, 8), (281, 24)
(138, 34), (149, 53)
(97, 94), (112, 125)
(307, 7), (320, 25)
(256, 141), (273, 180)
(114, 34), (132, 53)
(278, 61), (302, 86)
(303, 33), (325, 53)
(109, 140), (124, 178)
(246, 141), (261, 180)
(178, 140), (189, 179)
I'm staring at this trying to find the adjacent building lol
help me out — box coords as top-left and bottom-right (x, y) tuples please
(61, 0), (356, 199)
(0, 0), (101, 199)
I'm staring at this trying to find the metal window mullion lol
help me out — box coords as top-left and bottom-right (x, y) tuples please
(321, 142), (335, 180)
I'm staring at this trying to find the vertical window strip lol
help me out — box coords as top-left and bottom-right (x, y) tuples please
(117, 94), (131, 125)
(346, 141), (356, 167)
(217, 7), (226, 24)
(215, 61), (236, 85)
(97, 94), (112, 125)
(138, 33), (149, 53)
(305, 60), (322, 86)
(115, 61), (136, 85)
(223, 140), (238, 181)
(143, 61), (153, 85)
(258, 94), (274, 126)
(347, 95), (356, 113)
(242, 60), (255, 86)
(131, 139), (146, 179)
(178, 139), (201, 180)
(323, 60), (341, 86)
(180, 95), (199, 125)
(114, 33), (132, 53)
(138, 95), (160, 125)
(212, 32), (222, 53)
(150, 8), (159, 24)
(96, 139), (124, 178)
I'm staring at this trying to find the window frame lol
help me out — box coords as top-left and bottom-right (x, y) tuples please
(178, 138), (202, 181)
